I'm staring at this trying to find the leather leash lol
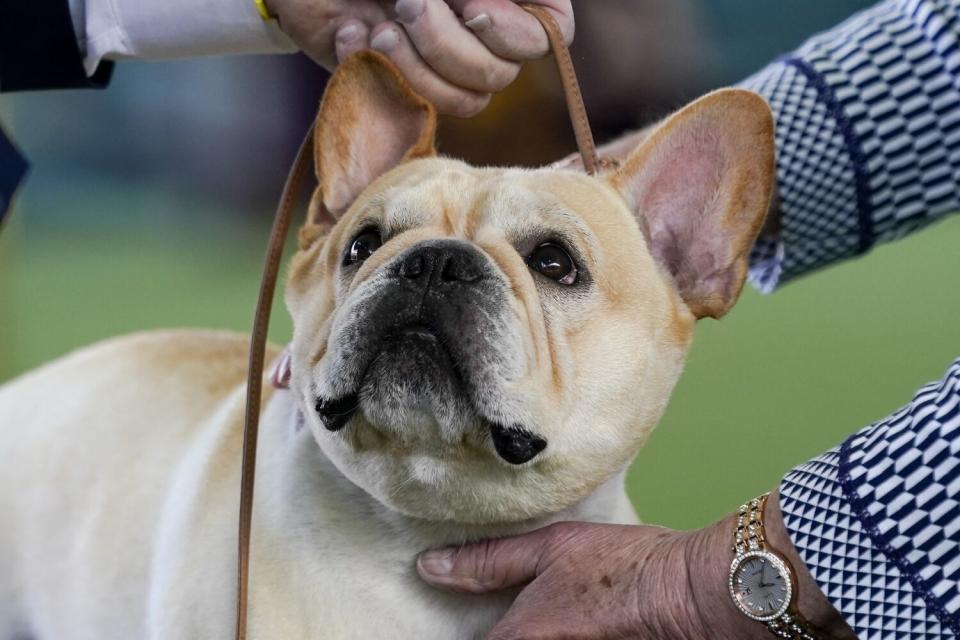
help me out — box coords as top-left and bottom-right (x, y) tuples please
(520, 4), (602, 174)
(234, 126), (313, 640)
(234, 7), (603, 639)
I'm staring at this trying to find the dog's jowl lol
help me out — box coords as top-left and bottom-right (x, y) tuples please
(0, 51), (774, 639)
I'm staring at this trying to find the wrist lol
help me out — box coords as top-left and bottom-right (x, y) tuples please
(684, 491), (856, 640)
(686, 513), (770, 640)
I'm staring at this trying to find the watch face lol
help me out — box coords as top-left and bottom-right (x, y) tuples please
(729, 551), (792, 621)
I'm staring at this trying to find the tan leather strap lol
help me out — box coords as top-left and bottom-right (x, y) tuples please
(520, 4), (603, 175)
(234, 8), (601, 639)
(234, 125), (314, 640)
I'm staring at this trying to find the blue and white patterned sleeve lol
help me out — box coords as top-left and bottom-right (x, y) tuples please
(734, 2), (960, 637)
(779, 360), (960, 639)
(739, 0), (960, 292)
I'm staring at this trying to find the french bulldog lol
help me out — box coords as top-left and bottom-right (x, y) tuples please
(0, 51), (774, 639)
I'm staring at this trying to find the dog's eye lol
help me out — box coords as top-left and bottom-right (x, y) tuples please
(527, 242), (577, 285)
(345, 229), (382, 265)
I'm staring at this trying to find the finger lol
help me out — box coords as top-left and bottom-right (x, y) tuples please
(417, 526), (556, 593)
(369, 22), (491, 117)
(395, 0), (520, 93)
(334, 19), (370, 63)
(459, 0), (574, 61)
(278, 4), (388, 70)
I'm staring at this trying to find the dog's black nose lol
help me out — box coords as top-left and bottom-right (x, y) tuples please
(490, 424), (547, 465)
(396, 240), (485, 285)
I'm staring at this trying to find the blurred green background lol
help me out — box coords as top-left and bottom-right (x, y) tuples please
(2, 0), (959, 530)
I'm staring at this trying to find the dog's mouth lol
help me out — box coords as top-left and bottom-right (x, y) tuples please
(314, 323), (547, 465)
(314, 323), (449, 433)
(315, 394), (546, 466)
(315, 321), (460, 431)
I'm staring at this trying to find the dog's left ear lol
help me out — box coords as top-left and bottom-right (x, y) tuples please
(608, 89), (775, 319)
(309, 50), (437, 226)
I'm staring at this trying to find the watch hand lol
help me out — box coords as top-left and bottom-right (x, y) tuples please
(758, 564), (774, 588)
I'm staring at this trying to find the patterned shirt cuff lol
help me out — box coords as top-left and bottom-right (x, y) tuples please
(780, 358), (960, 638)
(741, 0), (960, 292)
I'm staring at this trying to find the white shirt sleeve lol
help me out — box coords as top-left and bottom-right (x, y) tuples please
(67, 0), (88, 55)
(77, 0), (298, 75)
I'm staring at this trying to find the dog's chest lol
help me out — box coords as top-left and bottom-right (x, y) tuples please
(245, 408), (514, 638)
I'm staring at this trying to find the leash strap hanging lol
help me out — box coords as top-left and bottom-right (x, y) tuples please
(234, 126), (313, 640)
(235, 8), (602, 639)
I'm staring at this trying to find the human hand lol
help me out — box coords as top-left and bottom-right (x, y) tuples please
(267, 0), (574, 117)
(416, 491), (856, 639)
(417, 519), (751, 639)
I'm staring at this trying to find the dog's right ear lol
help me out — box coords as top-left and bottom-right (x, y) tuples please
(306, 50), (437, 231)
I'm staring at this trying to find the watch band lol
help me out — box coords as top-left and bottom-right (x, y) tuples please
(734, 493), (770, 554)
(734, 494), (820, 640)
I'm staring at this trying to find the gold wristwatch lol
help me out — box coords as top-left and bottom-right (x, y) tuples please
(728, 493), (820, 639)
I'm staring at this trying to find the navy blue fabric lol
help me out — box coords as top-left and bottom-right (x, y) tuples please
(0, 125), (28, 225)
(0, 0), (113, 92)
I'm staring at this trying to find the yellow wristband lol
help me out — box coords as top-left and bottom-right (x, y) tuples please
(254, 0), (276, 21)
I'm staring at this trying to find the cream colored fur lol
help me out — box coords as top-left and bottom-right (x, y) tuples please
(0, 52), (773, 639)
(0, 330), (635, 639)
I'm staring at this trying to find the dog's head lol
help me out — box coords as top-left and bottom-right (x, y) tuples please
(284, 52), (774, 524)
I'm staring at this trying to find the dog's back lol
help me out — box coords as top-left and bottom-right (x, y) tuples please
(0, 330), (268, 639)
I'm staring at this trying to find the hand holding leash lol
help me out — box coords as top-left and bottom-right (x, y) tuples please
(263, 0), (573, 116)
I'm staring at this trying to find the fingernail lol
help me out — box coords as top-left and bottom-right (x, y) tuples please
(336, 24), (360, 43)
(395, 0), (425, 24)
(464, 13), (492, 31)
(418, 550), (455, 576)
(370, 29), (400, 52)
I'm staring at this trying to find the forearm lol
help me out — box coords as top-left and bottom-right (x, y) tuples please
(687, 363), (960, 640)
(740, 0), (960, 292)
(773, 358), (960, 639)
(595, 1), (959, 292)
